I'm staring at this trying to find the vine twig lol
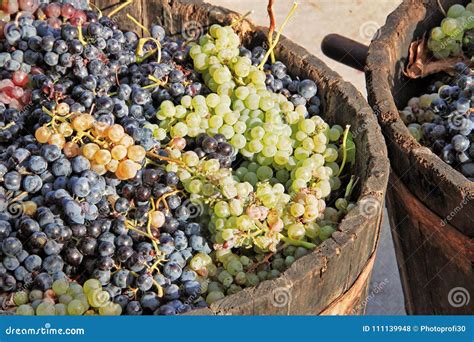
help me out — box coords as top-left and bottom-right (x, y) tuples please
(267, 0), (276, 64)
(258, 2), (298, 70)
(108, 0), (133, 18)
(337, 125), (351, 177)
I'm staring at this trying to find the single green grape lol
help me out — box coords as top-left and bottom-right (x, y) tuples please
(67, 299), (86, 316)
(52, 278), (70, 296)
(36, 302), (56, 316)
(16, 304), (34, 316)
(206, 291), (225, 304)
(13, 290), (29, 306)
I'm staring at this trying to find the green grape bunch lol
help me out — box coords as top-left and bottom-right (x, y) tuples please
(427, 2), (474, 59)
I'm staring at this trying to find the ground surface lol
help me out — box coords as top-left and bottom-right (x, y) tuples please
(204, 0), (406, 315)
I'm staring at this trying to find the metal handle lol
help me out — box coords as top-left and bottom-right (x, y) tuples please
(321, 34), (369, 71)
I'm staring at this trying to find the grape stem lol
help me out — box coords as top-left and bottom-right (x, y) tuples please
(77, 19), (87, 46)
(10, 191), (28, 203)
(150, 277), (164, 298)
(142, 75), (168, 90)
(0, 122), (15, 131)
(127, 14), (150, 35)
(230, 10), (254, 28)
(135, 37), (162, 64)
(88, 1), (103, 18)
(146, 197), (161, 255)
(144, 158), (161, 168)
(146, 151), (191, 171)
(247, 251), (275, 272)
(155, 190), (183, 212)
(280, 235), (316, 249)
(81, 131), (110, 149)
(107, 0), (133, 18)
(267, 0), (276, 64)
(337, 125), (351, 177)
(258, 2), (299, 70)
(344, 175), (359, 200)
(125, 220), (158, 241)
(436, 0), (447, 16)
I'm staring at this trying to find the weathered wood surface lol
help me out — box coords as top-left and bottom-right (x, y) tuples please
(366, 0), (474, 314)
(320, 253), (375, 315)
(94, 0), (389, 315)
(387, 172), (474, 314)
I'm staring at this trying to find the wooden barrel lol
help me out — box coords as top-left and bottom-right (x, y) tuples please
(94, 0), (389, 315)
(366, 0), (474, 314)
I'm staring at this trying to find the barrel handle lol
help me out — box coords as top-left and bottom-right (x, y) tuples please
(321, 34), (369, 71)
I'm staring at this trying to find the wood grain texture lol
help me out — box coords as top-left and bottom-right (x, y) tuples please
(320, 252), (375, 315)
(387, 173), (474, 314)
(366, 0), (474, 314)
(91, 0), (390, 315)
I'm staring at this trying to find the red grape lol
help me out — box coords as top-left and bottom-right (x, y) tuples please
(35, 3), (47, 19)
(18, 0), (38, 12)
(4, 86), (24, 100)
(61, 3), (75, 19)
(0, 79), (14, 88)
(44, 3), (60, 18)
(47, 17), (61, 29)
(9, 98), (21, 110)
(70, 9), (86, 26)
(30, 66), (44, 75)
(20, 89), (31, 105)
(0, 91), (13, 104)
(0, 0), (18, 14)
(12, 70), (29, 87)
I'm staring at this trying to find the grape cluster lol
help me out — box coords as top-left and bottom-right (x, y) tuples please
(428, 2), (474, 59)
(152, 24), (355, 250)
(400, 62), (474, 180)
(35, 110), (146, 180)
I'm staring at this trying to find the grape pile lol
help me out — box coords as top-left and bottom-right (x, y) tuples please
(427, 2), (474, 59)
(0, 1), (357, 315)
(400, 62), (474, 180)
